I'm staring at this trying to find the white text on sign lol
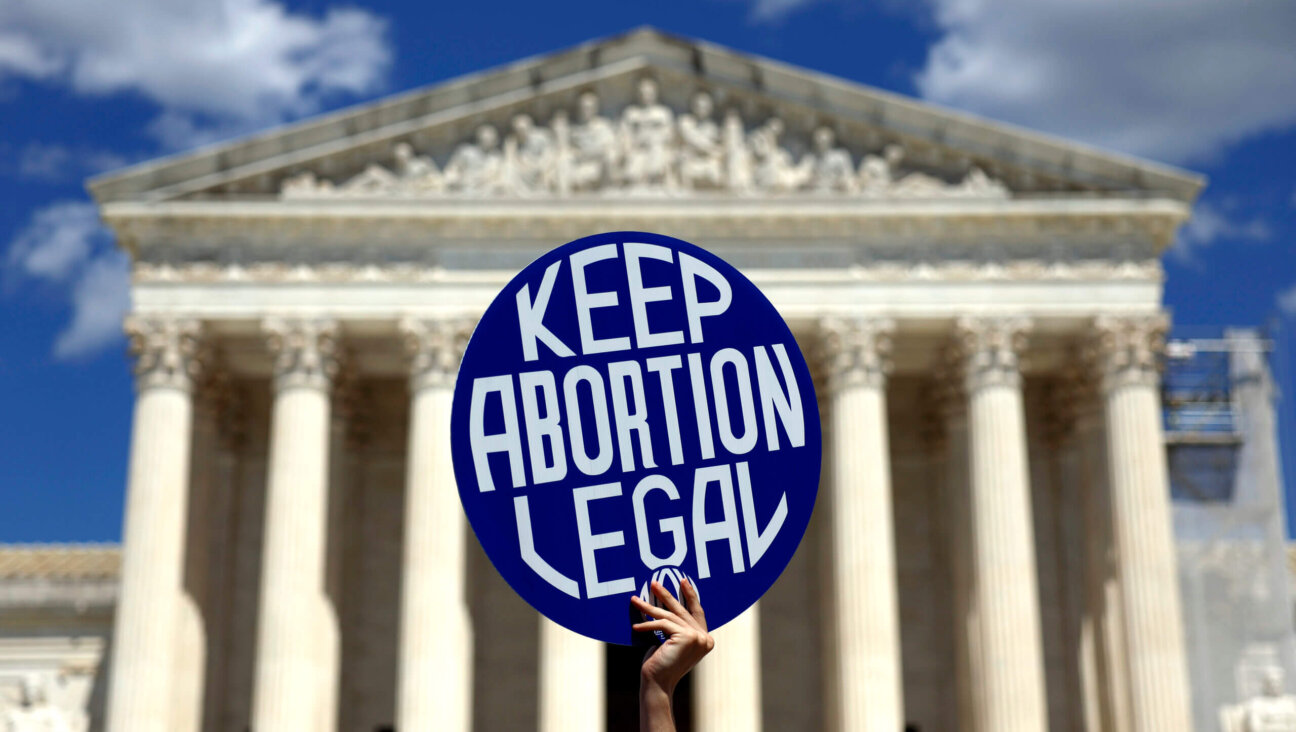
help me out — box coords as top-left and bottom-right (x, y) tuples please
(468, 242), (806, 599)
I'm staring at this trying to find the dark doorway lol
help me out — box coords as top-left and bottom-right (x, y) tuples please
(606, 642), (694, 731)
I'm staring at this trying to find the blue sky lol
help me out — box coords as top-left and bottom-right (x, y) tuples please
(1, 0), (1294, 542)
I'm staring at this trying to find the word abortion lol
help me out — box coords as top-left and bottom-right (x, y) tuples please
(464, 243), (806, 600)
(281, 77), (1009, 200)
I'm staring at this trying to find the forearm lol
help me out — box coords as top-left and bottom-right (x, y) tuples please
(639, 677), (676, 732)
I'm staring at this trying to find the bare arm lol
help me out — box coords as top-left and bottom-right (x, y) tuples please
(632, 579), (713, 732)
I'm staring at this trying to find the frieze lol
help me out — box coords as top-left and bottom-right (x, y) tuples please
(131, 257), (1161, 285)
(277, 78), (1010, 201)
(127, 234), (1162, 284)
(107, 204), (1183, 255)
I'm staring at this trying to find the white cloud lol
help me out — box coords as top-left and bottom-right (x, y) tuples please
(1280, 284), (1296, 316)
(15, 142), (128, 181)
(7, 201), (105, 280)
(53, 250), (130, 359)
(1170, 201), (1270, 264)
(914, 0), (1296, 164)
(5, 200), (130, 359)
(0, 0), (391, 148)
(748, 0), (821, 22)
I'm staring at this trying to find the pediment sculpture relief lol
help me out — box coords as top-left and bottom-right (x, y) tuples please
(281, 78), (1009, 200)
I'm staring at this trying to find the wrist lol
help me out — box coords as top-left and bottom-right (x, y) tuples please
(639, 671), (677, 700)
(638, 674), (675, 731)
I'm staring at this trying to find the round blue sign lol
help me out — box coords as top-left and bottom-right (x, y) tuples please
(451, 231), (821, 644)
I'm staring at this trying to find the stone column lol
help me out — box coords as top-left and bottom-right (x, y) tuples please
(251, 317), (340, 732)
(695, 605), (762, 732)
(1092, 315), (1192, 731)
(318, 364), (356, 732)
(539, 618), (605, 732)
(172, 367), (225, 732)
(956, 316), (1049, 732)
(1061, 363), (1132, 732)
(819, 317), (904, 732)
(105, 317), (202, 732)
(932, 354), (980, 732)
(397, 317), (474, 732)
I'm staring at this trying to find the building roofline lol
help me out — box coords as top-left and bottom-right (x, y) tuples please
(0, 544), (121, 580)
(88, 27), (1205, 205)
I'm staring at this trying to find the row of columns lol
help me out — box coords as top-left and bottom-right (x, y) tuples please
(816, 314), (1192, 732)
(105, 313), (1192, 731)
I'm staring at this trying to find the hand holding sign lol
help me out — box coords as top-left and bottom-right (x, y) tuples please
(452, 231), (821, 644)
(634, 578), (712, 731)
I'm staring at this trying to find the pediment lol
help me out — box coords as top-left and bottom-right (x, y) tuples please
(89, 28), (1202, 205)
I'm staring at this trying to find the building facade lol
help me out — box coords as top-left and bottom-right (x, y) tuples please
(2, 29), (1213, 731)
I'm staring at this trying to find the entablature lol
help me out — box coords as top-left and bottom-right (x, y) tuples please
(106, 196), (1188, 259)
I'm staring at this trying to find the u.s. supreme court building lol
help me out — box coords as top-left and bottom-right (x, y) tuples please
(3, 28), (1212, 732)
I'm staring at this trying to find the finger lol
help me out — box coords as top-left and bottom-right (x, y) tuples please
(631, 594), (684, 625)
(652, 581), (699, 631)
(632, 618), (685, 636)
(650, 581), (690, 619)
(681, 578), (707, 631)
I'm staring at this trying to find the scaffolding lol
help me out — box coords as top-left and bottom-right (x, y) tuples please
(1167, 329), (1294, 730)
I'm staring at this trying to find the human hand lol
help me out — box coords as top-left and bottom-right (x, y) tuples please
(633, 578), (713, 732)
(632, 578), (713, 693)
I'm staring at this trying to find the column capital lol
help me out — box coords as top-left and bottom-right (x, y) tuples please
(263, 317), (339, 392)
(954, 315), (1032, 392)
(1089, 314), (1168, 392)
(819, 316), (895, 392)
(400, 316), (474, 392)
(125, 315), (204, 392)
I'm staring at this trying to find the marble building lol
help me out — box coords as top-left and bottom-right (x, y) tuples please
(0, 28), (1213, 731)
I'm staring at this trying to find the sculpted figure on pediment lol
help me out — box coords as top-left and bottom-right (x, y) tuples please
(877, 144), (957, 197)
(274, 88), (1015, 200)
(750, 117), (808, 193)
(566, 91), (619, 192)
(857, 143), (902, 195)
(621, 77), (677, 191)
(951, 166), (1010, 198)
(893, 169), (957, 197)
(505, 114), (557, 194)
(677, 91), (725, 191)
(338, 163), (398, 195)
(280, 142), (442, 198)
(807, 126), (857, 193)
(280, 170), (333, 198)
(390, 142), (443, 193)
(443, 125), (506, 194)
(723, 108), (754, 193)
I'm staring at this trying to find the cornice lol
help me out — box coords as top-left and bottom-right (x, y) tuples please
(104, 196), (1189, 253)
